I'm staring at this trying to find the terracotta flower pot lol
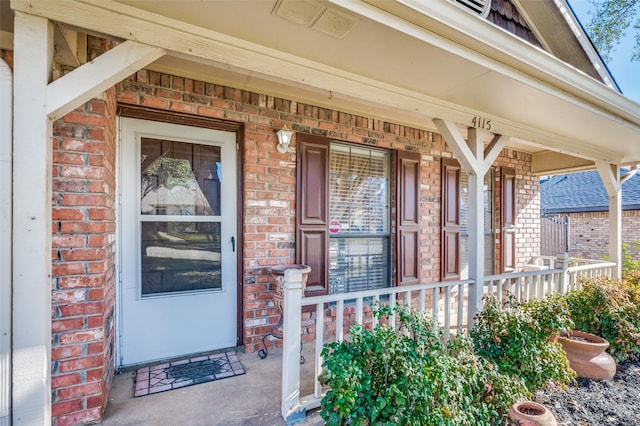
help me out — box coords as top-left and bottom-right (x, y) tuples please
(557, 330), (616, 380)
(508, 401), (557, 426)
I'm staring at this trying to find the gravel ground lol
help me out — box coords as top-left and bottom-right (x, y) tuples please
(533, 361), (640, 426)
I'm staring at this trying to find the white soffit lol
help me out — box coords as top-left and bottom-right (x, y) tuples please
(10, 0), (640, 165)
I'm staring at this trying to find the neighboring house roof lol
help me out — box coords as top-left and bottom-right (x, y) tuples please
(541, 169), (640, 213)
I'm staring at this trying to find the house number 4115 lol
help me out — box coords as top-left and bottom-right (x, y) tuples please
(471, 116), (491, 131)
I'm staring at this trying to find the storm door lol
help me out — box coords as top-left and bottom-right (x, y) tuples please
(119, 118), (237, 366)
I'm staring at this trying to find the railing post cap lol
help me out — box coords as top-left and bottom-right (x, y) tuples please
(284, 269), (303, 289)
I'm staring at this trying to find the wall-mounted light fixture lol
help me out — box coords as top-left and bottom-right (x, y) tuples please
(276, 127), (294, 153)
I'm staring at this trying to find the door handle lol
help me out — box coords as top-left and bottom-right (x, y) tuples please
(231, 236), (235, 252)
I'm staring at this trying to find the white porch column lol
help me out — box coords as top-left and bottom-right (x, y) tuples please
(281, 269), (303, 423)
(596, 161), (622, 279)
(434, 119), (508, 326)
(0, 57), (13, 426)
(12, 12), (53, 426)
(466, 129), (485, 327)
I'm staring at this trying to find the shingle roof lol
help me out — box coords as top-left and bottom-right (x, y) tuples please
(540, 169), (640, 213)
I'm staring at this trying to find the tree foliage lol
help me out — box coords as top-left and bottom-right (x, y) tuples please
(585, 0), (640, 63)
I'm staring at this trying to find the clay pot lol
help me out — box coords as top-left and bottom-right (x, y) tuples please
(557, 330), (616, 380)
(268, 264), (311, 339)
(508, 401), (557, 426)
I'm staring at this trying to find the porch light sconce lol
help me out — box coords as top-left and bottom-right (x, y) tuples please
(276, 127), (294, 153)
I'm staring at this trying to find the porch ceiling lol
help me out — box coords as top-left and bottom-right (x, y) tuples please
(8, 0), (640, 172)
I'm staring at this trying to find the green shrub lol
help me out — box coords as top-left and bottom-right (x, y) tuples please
(621, 241), (640, 275)
(470, 295), (575, 393)
(318, 305), (528, 426)
(566, 277), (640, 361)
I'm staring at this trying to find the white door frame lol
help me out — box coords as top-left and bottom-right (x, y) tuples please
(116, 116), (239, 366)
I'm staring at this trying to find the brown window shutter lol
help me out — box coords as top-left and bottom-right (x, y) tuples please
(441, 158), (461, 281)
(397, 150), (421, 285)
(501, 167), (517, 272)
(296, 134), (330, 296)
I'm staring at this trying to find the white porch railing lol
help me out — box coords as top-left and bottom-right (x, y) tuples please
(279, 253), (616, 424)
(279, 270), (473, 423)
(517, 253), (616, 294)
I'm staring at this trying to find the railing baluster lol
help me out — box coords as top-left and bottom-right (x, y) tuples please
(389, 293), (396, 330)
(419, 289), (425, 313)
(444, 285), (451, 341)
(537, 274), (543, 299)
(372, 296), (379, 328)
(457, 283), (464, 333)
(336, 299), (344, 342)
(356, 297), (363, 325)
(405, 291), (411, 310)
(432, 288), (438, 319)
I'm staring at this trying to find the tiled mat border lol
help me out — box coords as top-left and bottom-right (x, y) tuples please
(134, 351), (245, 397)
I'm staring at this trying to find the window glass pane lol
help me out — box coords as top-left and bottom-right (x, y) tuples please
(328, 143), (390, 294)
(141, 221), (222, 295)
(329, 144), (389, 234)
(141, 138), (221, 216)
(329, 237), (389, 293)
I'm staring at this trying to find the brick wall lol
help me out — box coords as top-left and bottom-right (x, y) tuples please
(567, 210), (640, 261)
(117, 70), (536, 353)
(50, 39), (117, 425)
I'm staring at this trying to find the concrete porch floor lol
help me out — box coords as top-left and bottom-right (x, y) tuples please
(100, 346), (323, 426)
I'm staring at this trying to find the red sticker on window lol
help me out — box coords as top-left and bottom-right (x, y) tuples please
(329, 220), (340, 234)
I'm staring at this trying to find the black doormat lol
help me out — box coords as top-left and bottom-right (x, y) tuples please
(134, 351), (245, 397)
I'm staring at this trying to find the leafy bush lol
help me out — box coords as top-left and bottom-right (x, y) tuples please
(621, 241), (640, 275)
(470, 295), (575, 393)
(318, 305), (528, 426)
(566, 277), (640, 361)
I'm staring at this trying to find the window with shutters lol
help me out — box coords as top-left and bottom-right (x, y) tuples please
(328, 143), (390, 294)
(297, 134), (419, 296)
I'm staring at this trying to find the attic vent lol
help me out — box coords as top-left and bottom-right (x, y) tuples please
(273, 0), (359, 39)
(452, 0), (491, 18)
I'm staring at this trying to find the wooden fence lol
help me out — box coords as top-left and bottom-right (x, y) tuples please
(541, 214), (569, 256)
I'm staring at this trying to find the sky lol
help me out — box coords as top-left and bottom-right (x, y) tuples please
(568, 0), (640, 103)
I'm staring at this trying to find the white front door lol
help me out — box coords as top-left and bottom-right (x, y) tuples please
(119, 118), (237, 366)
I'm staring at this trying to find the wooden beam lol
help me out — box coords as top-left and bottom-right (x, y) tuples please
(596, 161), (621, 196)
(47, 40), (166, 120)
(53, 25), (86, 67)
(12, 12), (53, 426)
(433, 118), (477, 173)
(621, 165), (639, 184)
(596, 161), (622, 279)
(483, 133), (509, 172)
